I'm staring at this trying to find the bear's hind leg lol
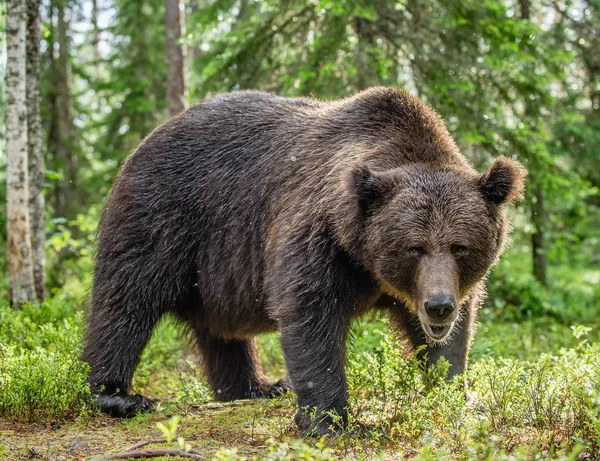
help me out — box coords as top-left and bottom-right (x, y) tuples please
(196, 333), (288, 401)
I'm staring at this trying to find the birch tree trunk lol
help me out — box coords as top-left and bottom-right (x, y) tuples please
(27, 0), (46, 301)
(165, 0), (186, 117)
(6, 0), (37, 305)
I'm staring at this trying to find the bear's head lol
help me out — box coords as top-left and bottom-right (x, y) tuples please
(349, 156), (526, 343)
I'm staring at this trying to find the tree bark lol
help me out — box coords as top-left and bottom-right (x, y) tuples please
(519, 0), (530, 20)
(165, 0), (186, 117)
(27, 0), (46, 302)
(48, 0), (77, 221)
(354, 17), (374, 91)
(520, 0), (548, 286)
(530, 181), (548, 285)
(6, 0), (37, 305)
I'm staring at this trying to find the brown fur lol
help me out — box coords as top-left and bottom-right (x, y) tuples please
(83, 87), (526, 435)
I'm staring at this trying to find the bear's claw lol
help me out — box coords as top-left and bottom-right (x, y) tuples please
(263, 378), (291, 398)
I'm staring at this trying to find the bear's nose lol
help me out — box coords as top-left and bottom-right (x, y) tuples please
(424, 295), (456, 322)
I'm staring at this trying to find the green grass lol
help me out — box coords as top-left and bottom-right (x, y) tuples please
(1, 260), (599, 460)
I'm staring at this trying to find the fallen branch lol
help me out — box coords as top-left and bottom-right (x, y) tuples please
(90, 448), (206, 460)
(123, 438), (168, 452)
(123, 437), (202, 452)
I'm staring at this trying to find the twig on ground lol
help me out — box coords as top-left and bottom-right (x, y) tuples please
(123, 437), (201, 452)
(90, 448), (206, 460)
(123, 438), (168, 451)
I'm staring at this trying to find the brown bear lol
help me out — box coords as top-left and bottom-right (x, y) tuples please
(83, 87), (526, 435)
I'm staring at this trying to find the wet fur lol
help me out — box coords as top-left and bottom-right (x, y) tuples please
(83, 87), (525, 434)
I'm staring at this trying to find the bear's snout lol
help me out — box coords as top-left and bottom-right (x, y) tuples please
(419, 293), (459, 342)
(424, 294), (456, 323)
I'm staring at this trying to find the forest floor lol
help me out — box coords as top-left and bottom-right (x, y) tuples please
(2, 398), (307, 461)
(2, 264), (600, 460)
(3, 315), (600, 460)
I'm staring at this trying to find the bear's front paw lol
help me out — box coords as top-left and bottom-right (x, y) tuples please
(95, 393), (155, 418)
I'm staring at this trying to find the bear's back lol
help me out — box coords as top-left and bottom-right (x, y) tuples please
(98, 88), (473, 333)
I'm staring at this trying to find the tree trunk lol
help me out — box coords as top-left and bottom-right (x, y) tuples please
(520, 0), (548, 286)
(45, 1), (58, 173)
(91, 0), (101, 61)
(6, 0), (37, 305)
(354, 17), (373, 91)
(165, 0), (186, 117)
(48, 0), (77, 221)
(519, 0), (530, 20)
(530, 182), (548, 285)
(27, 0), (46, 302)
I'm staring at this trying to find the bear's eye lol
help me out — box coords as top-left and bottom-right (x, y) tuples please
(408, 246), (427, 258)
(451, 244), (469, 258)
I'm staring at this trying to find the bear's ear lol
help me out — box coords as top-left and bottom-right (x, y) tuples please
(349, 165), (398, 215)
(478, 156), (527, 205)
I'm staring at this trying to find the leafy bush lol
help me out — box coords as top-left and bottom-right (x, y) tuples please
(213, 438), (337, 461)
(45, 209), (99, 293)
(177, 361), (213, 405)
(485, 247), (600, 325)
(342, 323), (600, 458)
(0, 298), (92, 421)
(0, 344), (91, 421)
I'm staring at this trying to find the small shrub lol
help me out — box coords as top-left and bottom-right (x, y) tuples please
(178, 361), (212, 405)
(486, 251), (600, 326)
(212, 438), (337, 461)
(344, 317), (599, 458)
(0, 344), (92, 421)
(0, 299), (92, 421)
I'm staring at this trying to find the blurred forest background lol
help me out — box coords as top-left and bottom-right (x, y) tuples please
(1, 0), (600, 459)
(1, 0), (599, 311)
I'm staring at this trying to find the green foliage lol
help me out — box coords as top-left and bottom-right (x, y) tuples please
(258, 332), (287, 378)
(134, 316), (206, 401)
(156, 415), (181, 443)
(45, 207), (99, 293)
(1, 286), (599, 458)
(0, 344), (91, 422)
(184, 0), (599, 304)
(178, 365), (213, 406)
(0, 298), (92, 421)
(2, 0), (600, 458)
(345, 324), (600, 458)
(485, 244), (600, 325)
(96, 0), (169, 155)
(213, 438), (337, 461)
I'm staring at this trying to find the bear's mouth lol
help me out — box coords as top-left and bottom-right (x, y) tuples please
(422, 322), (453, 341)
